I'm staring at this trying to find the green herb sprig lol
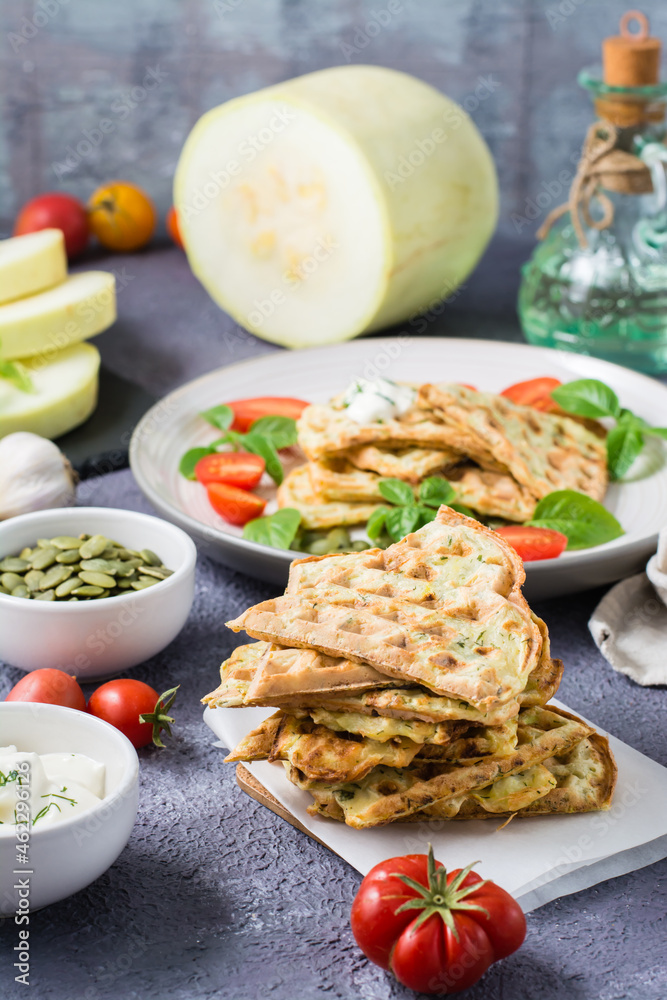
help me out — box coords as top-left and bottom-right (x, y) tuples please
(551, 379), (667, 480)
(179, 407), (298, 486)
(242, 507), (302, 549)
(366, 477), (475, 544)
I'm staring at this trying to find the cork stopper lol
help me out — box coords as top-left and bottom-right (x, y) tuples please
(602, 11), (661, 87)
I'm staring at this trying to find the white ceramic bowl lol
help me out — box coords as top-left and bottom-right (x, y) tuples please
(0, 506), (196, 679)
(0, 702), (139, 916)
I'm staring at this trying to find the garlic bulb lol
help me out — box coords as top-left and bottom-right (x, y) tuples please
(0, 432), (77, 520)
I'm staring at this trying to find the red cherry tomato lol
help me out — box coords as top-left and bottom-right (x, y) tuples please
(5, 668), (86, 711)
(206, 482), (266, 526)
(14, 192), (89, 259)
(495, 525), (568, 561)
(87, 679), (159, 748)
(166, 206), (184, 249)
(501, 377), (562, 413)
(195, 452), (265, 490)
(227, 397), (310, 433)
(351, 848), (526, 995)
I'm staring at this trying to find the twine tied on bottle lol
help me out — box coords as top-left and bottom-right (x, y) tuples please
(537, 121), (654, 248)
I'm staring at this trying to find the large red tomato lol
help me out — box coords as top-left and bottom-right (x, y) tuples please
(351, 847), (526, 994)
(14, 192), (89, 259)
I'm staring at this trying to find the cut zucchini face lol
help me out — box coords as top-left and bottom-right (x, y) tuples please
(175, 65), (497, 348)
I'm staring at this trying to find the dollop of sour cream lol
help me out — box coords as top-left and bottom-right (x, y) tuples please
(343, 378), (417, 424)
(0, 746), (105, 828)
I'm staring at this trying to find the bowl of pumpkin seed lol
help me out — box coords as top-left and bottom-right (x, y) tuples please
(0, 507), (196, 679)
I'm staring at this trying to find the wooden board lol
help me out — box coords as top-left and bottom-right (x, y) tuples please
(236, 764), (334, 852)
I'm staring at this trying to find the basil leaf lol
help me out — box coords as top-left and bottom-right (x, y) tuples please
(450, 503), (479, 519)
(179, 446), (214, 480)
(415, 505), (439, 529)
(551, 379), (620, 419)
(200, 404), (234, 431)
(647, 427), (667, 440)
(242, 508), (301, 549)
(366, 507), (389, 541)
(378, 478), (414, 507)
(606, 424), (644, 480)
(528, 490), (623, 550)
(249, 415), (298, 450)
(419, 477), (456, 508)
(617, 408), (648, 429)
(241, 432), (283, 484)
(0, 359), (34, 393)
(385, 506), (422, 541)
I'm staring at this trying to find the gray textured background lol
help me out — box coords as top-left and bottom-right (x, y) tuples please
(2, 0), (667, 244)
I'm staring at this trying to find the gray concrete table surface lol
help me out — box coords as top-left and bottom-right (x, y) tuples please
(1, 247), (666, 1000)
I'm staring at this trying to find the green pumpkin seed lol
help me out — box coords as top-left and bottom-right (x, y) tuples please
(0, 557), (29, 572)
(36, 538), (53, 548)
(40, 565), (72, 590)
(112, 560), (139, 577)
(11, 585), (30, 598)
(79, 558), (116, 573)
(24, 570), (45, 591)
(1, 572), (24, 591)
(68, 597), (79, 602)
(0, 584), (9, 595)
(55, 577), (84, 597)
(29, 547), (58, 570)
(78, 571), (116, 588)
(116, 548), (140, 560)
(19, 547), (34, 560)
(79, 534), (109, 559)
(139, 549), (161, 567)
(138, 565), (169, 579)
(351, 540), (371, 551)
(34, 589), (56, 601)
(131, 577), (159, 590)
(116, 578), (134, 589)
(72, 585), (105, 597)
(50, 536), (84, 550)
(56, 549), (82, 564)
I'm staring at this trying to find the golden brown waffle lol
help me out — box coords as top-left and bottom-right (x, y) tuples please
(289, 705), (597, 827)
(419, 383), (608, 503)
(347, 445), (459, 479)
(277, 465), (381, 529)
(228, 508), (543, 711)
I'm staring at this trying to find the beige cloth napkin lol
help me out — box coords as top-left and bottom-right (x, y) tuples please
(589, 529), (667, 687)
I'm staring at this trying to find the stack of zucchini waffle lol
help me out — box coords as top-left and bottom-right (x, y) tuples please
(204, 507), (616, 829)
(276, 382), (608, 529)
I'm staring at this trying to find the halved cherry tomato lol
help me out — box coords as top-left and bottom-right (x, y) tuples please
(206, 482), (266, 526)
(496, 525), (568, 561)
(195, 452), (265, 490)
(501, 377), (562, 413)
(5, 668), (86, 711)
(227, 397), (310, 433)
(351, 847), (526, 994)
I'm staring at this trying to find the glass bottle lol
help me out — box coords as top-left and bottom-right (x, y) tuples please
(518, 12), (667, 374)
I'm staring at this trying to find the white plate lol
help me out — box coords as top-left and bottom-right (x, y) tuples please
(130, 338), (667, 600)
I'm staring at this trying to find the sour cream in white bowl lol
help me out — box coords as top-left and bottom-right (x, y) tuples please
(0, 702), (139, 916)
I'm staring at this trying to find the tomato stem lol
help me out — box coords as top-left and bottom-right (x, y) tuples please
(139, 685), (180, 748)
(392, 845), (490, 939)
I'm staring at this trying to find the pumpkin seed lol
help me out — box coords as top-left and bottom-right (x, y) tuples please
(0, 584), (8, 595)
(68, 597), (79, 602)
(34, 589), (56, 601)
(24, 570), (45, 592)
(56, 549), (82, 564)
(79, 534), (109, 559)
(55, 577), (84, 597)
(138, 565), (170, 579)
(78, 571), (116, 588)
(19, 547), (34, 560)
(79, 558), (117, 573)
(116, 548), (140, 560)
(140, 549), (161, 566)
(1, 572), (24, 591)
(72, 585), (105, 597)
(0, 557), (29, 572)
(50, 536), (84, 550)
(131, 577), (159, 590)
(36, 538), (53, 548)
(40, 565), (73, 590)
(11, 585), (30, 598)
(30, 547), (58, 570)
(116, 578), (134, 589)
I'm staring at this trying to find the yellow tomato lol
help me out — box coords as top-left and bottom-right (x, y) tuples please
(88, 181), (156, 252)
